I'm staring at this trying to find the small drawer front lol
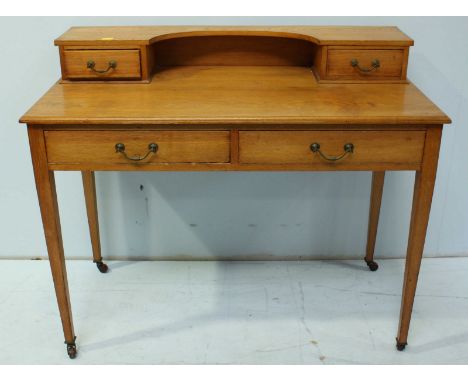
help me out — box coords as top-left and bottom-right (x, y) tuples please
(45, 131), (231, 164)
(239, 130), (425, 166)
(326, 49), (404, 80)
(62, 49), (141, 80)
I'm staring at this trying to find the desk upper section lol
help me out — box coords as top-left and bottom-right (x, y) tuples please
(54, 26), (413, 84)
(20, 26), (450, 126)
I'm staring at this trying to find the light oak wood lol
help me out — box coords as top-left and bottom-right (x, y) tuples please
(47, 162), (425, 172)
(45, 130), (231, 164)
(54, 27), (413, 84)
(152, 35), (316, 66)
(28, 126), (75, 345)
(401, 47), (410, 81)
(21, 26), (451, 356)
(39, 124), (432, 131)
(313, 45), (408, 83)
(313, 46), (327, 80)
(230, 129), (239, 165)
(396, 126), (442, 348)
(326, 48), (404, 80)
(238, 130), (425, 167)
(140, 45), (152, 82)
(63, 45), (143, 50)
(365, 171), (385, 263)
(20, 66), (450, 125)
(82, 171), (102, 264)
(54, 26), (414, 47)
(62, 49), (141, 80)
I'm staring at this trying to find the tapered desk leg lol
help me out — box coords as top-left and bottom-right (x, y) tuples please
(396, 126), (442, 351)
(364, 171), (385, 271)
(82, 171), (108, 273)
(28, 126), (77, 359)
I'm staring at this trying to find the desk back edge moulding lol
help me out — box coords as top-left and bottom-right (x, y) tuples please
(20, 26), (451, 359)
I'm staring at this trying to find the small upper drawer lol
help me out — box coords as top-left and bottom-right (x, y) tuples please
(62, 49), (141, 80)
(326, 48), (405, 80)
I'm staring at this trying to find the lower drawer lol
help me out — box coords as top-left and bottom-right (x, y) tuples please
(239, 130), (425, 166)
(45, 130), (231, 164)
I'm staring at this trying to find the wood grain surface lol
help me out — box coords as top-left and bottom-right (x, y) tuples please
(20, 66), (450, 125)
(326, 48), (404, 79)
(54, 26), (414, 46)
(45, 130), (231, 164)
(239, 130), (425, 165)
(62, 49), (141, 80)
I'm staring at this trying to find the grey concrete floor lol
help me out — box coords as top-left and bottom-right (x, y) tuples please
(0, 258), (467, 364)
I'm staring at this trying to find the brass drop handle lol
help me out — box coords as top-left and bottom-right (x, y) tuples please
(115, 143), (158, 161)
(310, 143), (354, 162)
(87, 59), (117, 74)
(350, 58), (380, 73)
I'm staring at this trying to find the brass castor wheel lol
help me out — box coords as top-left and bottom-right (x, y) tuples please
(364, 258), (379, 271)
(396, 341), (407, 351)
(95, 261), (109, 273)
(66, 339), (77, 359)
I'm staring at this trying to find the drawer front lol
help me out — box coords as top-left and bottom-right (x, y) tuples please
(45, 131), (231, 164)
(62, 49), (141, 80)
(326, 48), (404, 80)
(239, 130), (425, 166)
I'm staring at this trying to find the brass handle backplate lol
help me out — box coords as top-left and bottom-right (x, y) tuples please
(87, 60), (117, 74)
(310, 143), (354, 162)
(115, 143), (158, 161)
(350, 58), (380, 73)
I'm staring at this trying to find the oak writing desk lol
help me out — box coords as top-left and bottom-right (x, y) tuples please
(20, 26), (451, 359)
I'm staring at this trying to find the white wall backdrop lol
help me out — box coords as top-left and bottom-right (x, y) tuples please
(1, 17), (467, 260)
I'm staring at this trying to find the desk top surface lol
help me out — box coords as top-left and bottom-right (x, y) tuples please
(20, 66), (450, 126)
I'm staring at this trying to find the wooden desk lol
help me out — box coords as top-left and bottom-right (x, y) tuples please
(20, 26), (451, 359)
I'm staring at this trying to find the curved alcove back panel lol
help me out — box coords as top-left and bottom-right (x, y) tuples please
(152, 36), (317, 67)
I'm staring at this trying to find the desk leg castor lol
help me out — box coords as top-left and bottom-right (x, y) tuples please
(66, 338), (77, 359)
(396, 340), (407, 351)
(365, 258), (379, 271)
(95, 261), (108, 273)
